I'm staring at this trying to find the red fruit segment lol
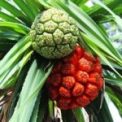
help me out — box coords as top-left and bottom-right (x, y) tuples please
(88, 73), (103, 90)
(85, 84), (98, 95)
(72, 83), (84, 96)
(88, 73), (100, 83)
(59, 87), (71, 97)
(75, 71), (89, 84)
(76, 95), (90, 107)
(62, 76), (75, 89)
(78, 58), (93, 72)
(85, 84), (98, 100)
(88, 78), (96, 83)
(61, 63), (75, 75)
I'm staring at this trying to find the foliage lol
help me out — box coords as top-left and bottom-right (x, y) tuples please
(0, 0), (122, 122)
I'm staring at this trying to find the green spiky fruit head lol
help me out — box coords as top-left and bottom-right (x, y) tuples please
(30, 8), (79, 59)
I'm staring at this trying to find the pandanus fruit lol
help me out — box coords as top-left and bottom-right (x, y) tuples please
(47, 45), (104, 110)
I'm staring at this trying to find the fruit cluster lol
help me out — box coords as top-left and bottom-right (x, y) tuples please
(47, 45), (104, 110)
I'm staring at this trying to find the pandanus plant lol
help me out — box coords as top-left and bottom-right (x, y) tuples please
(0, 0), (122, 122)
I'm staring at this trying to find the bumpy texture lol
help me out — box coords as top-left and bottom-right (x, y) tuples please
(30, 8), (79, 59)
(47, 45), (104, 110)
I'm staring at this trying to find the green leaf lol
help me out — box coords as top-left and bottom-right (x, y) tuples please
(0, 0), (29, 24)
(48, 100), (54, 119)
(93, 0), (122, 31)
(73, 108), (85, 122)
(7, 63), (31, 119)
(30, 93), (41, 122)
(104, 70), (122, 88)
(9, 59), (53, 122)
(106, 77), (122, 88)
(105, 93), (122, 121)
(0, 36), (30, 68)
(106, 87), (122, 116)
(81, 32), (119, 63)
(86, 97), (113, 122)
(24, 0), (40, 17)
(71, 0), (87, 5)
(0, 12), (21, 23)
(114, 4), (122, 15)
(87, 0), (121, 17)
(0, 38), (32, 77)
(13, 0), (35, 22)
(37, 0), (52, 8)
(0, 31), (21, 41)
(0, 22), (30, 35)
(47, 0), (122, 65)
(0, 36), (32, 89)
(9, 60), (38, 122)
(0, 50), (33, 89)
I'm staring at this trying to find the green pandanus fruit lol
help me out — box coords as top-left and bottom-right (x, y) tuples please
(30, 8), (79, 59)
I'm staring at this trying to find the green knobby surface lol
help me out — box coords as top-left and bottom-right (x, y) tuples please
(30, 8), (79, 59)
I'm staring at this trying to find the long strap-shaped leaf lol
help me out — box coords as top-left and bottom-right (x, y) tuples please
(24, 0), (40, 17)
(104, 71), (122, 88)
(72, 108), (85, 122)
(7, 64), (31, 119)
(0, 22), (30, 35)
(93, 0), (122, 31)
(0, 0), (29, 24)
(13, 0), (35, 22)
(105, 93), (122, 122)
(30, 91), (48, 122)
(30, 94), (41, 122)
(87, 0), (121, 17)
(86, 97), (113, 122)
(0, 31), (21, 41)
(107, 87), (122, 116)
(0, 36), (30, 68)
(0, 36), (31, 71)
(9, 60), (53, 122)
(0, 36), (32, 89)
(46, 0), (122, 64)
(0, 50), (33, 89)
(0, 41), (31, 75)
(0, 12), (21, 23)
